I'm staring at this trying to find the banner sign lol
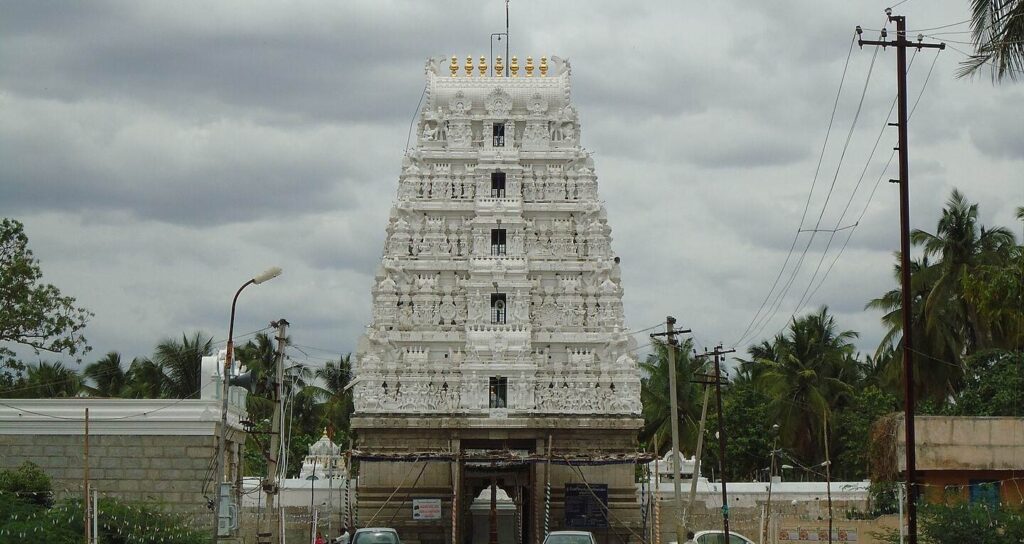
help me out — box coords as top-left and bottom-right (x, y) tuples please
(413, 498), (442, 520)
(564, 483), (608, 529)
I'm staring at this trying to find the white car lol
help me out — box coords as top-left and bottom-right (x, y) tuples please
(351, 528), (401, 544)
(692, 530), (756, 544)
(543, 531), (598, 544)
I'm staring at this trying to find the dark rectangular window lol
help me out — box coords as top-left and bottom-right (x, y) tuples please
(490, 293), (506, 324)
(489, 376), (507, 408)
(491, 172), (506, 197)
(492, 123), (505, 147)
(491, 229), (507, 256)
(969, 480), (1000, 507)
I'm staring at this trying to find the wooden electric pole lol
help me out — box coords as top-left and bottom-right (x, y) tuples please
(857, 14), (943, 544)
(692, 345), (736, 541)
(650, 317), (692, 544)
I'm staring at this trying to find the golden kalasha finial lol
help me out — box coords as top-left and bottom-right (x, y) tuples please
(465, 55), (473, 77)
(494, 55), (504, 77)
(478, 55), (487, 77)
(510, 56), (519, 77)
(525, 56), (534, 77)
(539, 56), (548, 77)
(450, 55), (459, 77)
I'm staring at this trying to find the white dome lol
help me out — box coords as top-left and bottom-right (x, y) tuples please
(308, 432), (340, 456)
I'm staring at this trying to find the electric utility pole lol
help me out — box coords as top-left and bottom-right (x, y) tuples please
(856, 14), (943, 544)
(649, 317), (691, 544)
(692, 345), (735, 541)
(262, 318), (288, 544)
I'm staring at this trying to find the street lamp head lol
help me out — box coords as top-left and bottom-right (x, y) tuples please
(253, 266), (283, 285)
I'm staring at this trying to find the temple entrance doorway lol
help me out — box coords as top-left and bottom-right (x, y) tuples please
(458, 440), (535, 544)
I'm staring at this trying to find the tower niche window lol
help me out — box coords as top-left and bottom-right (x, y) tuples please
(489, 376), (507, 408)
(491, 172), (506, 198)
(491, 228), (507, 256)
(490, 293), (507, 324)
(492, 123), (505, 147)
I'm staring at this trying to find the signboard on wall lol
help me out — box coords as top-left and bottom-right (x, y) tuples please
(564, 483), (608, 529)
(413, 498), (442, 520)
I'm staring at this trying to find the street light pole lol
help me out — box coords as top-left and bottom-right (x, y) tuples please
(213, 267), (282, 543)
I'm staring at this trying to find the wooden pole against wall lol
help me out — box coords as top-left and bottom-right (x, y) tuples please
(84, 407), (91, 544)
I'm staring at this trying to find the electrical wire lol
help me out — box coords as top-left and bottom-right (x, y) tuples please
(0, 380), (215, 421)
(742, 32), (884, 347)
(801, 48), (941, 306)
(404, 83), (429, 155)
(732, 33), (860, 348)
(783, 42), (884, 323)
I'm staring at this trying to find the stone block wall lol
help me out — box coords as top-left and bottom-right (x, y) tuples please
(0, 431), (243, 511)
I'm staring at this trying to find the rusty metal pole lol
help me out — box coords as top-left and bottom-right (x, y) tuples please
(84, 407), (90, 544)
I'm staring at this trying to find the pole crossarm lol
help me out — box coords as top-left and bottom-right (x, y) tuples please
(858, 39), (945, 49)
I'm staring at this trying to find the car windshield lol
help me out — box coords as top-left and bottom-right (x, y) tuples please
(353, 531), (399, 544)
(545, 534), (593, 544)
(696, 534), (748, 544)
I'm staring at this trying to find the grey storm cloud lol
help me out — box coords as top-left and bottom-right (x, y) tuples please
(0, 0), (1020, 365)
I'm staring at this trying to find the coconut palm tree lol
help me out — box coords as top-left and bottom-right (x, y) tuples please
(310, 354), (355, 443)
(867, 256), (964, 403)
(83, 351), (127, 397)
(22, 361), (81, 398)
(911, 189), (1015, 352)
(959, 0), (1024, 81)
(868, 190), (1017, 402)
(152, 332), (212, 398)
(639, 338), (708, 455)
(123, 357), (164, 398)
(754, 307), (858, 463)
(235, 332), (283, 422)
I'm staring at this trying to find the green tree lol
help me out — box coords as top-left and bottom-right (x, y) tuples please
(867, 190), (1020, 404)
(235, 332), (283, 423)
(639, 338), (707, 455)
(699, 378), (775, 482)
(83, 351), (128, 397)
(948, 350), (1024, 416)
(754, 307), (858, 463)
(878, 501), (1024, 543)
(152, 332), (212, 398)
(959, 0), (1024, 81)
(0, 219), (92, 373)
(12, 361), (82, 398)
(0, 461), (53, 507)
(911, 189), (1015, 352)
(311, 354), (355, 444)
(832, 385), (897, 481)
(123, 357), (164, 398)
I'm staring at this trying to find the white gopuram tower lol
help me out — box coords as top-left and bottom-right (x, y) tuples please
(352, 55), (643, 544)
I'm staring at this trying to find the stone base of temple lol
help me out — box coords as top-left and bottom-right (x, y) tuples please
(352, 416), (644, 544)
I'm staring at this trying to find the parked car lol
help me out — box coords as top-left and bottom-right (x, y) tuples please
(692, 530), (756, 544)
(351, 528), (401, 544)
(543, 531), (598, 544)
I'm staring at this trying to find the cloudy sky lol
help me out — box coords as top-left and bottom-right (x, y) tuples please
(1, 0), (1021, 371)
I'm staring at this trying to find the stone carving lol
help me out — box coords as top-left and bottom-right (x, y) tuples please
(354, 57), (641, 417)
(448, 91), (471, 115)
(527, 92), (549, 115)
(484, 87), (513, 118)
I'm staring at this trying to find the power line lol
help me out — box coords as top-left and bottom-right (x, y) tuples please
(742, 32), (885, 347)
(800, 48), (941, 312)
(785, 42), (884, 322)
(0, 381), (214, 421)
(732, 33), (860, 348)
